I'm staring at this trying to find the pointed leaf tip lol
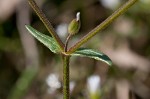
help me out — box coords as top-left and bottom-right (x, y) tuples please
(71, 48), (112, 66)
(25, 25), (61, 53)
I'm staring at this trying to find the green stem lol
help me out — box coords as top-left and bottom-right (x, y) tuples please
(63, 55), (70, 99)
(65, 34), (72, 52)
(62, 34), (72, 99)
(28, 0), (64, 50)
(66, 0), (138, 54)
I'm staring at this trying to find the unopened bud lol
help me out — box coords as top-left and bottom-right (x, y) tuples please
(68, 12), (80, 35)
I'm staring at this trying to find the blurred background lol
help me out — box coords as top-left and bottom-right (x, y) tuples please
(0, 0), (150, 99)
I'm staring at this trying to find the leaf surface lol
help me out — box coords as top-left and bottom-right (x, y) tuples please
(25, 25), (61, 53)
(71, 48), (112, 65)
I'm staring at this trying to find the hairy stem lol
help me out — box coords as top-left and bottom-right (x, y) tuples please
(62, 34), (72, 99)
(67, 0), (138, 54)
(28, 0), (64, 50)
(63, 55), (70, 99)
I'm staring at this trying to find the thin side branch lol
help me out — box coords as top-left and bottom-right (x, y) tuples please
(64, 34), (72, 52)
(28, 0), (64, 50)
(67, 0), (138, 54)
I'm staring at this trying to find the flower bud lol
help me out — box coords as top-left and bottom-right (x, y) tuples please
(68, 12), (80, 35)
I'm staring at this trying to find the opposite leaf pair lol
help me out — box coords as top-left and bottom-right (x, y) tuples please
(25, 25), (112, 65)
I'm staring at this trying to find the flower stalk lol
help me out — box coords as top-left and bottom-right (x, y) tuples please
(66, 0), (138, 54)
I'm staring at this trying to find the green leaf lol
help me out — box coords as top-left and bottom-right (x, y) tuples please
(25, 25), (61, 53)
(71, 48), (112, 65)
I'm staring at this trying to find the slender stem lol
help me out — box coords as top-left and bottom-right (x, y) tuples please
(28, 0), (64, 50)
(62, 34), (72, 99)
(66, 0), (138, 54)
(65, 34), (72, 52)
(63, 55), (70, 99)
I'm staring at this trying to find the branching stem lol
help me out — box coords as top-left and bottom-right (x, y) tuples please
(28, 1), (138, 99)
(66, 0), (138, 54)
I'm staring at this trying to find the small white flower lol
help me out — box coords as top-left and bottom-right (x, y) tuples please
(56, 23), (68, 39)
(87, 75), (101, 94)
(100, 0), (121, 9)
(70, 81), (76, 92)
(46, 73), (61, 93)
